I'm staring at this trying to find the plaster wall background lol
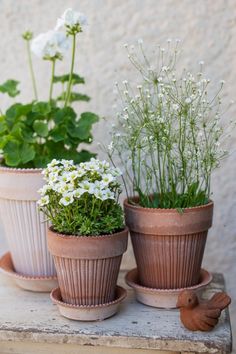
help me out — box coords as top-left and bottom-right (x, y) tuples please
(0, 0), (235, 345)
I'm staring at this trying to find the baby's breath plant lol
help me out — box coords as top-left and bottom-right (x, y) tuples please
(38, 158), (124, 236)
(109, 40), (234, 209)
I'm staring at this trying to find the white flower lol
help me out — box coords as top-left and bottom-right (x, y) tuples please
(101, 189), (115, 200)
(185, 97), (192, 104)
(31, 30), (70, 60)
(79, 181), (95, 194)
(55, 8), (88, 32)
(59, 193), (74, 206)
(37, 195), (49, 207)
(101, 174), (114, 186)
(38, 185), (51, 196)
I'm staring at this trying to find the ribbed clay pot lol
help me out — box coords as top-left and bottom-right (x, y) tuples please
(47, 227), (128, 305)
(124, 198), (213, 289)
(0, 167), (56, 277)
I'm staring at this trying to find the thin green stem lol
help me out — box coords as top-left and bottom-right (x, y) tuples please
(26, 40), (38, 100)
(65, 34), (76, 107)
(49, 59), (56, 102)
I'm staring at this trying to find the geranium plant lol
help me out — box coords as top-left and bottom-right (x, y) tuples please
(109, 40), (234, 209)
(0, 9), (98, 168)
(38, 158), (124, 235)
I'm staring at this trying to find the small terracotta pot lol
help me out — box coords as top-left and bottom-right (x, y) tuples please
(0, 167), (56, 278)
(124, 198), (213, 289)
(47, 227), (128, 306)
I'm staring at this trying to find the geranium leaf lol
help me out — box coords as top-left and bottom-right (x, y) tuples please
(0, 80), (20, 97)
(33, 120), (49, 137)
(32, 102), (51, 115)
(53, 73), (85, 85)
(57, 92), (90, 102)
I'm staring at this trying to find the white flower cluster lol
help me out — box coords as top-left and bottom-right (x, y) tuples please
(38, 158), (122, 207)
(31, 8), (87, 60)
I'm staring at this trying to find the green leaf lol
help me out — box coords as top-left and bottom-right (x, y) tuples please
(68, 112), (99, 140)
(32, 102), (51, 115)
(21, 143), (35, 164)
(57, 92), (90, 102)
(5, 103), (32, 129)
(50, 126), (66, 142)
(53, 73), (85, 85)
(3, 140), (35, 166)
(33, 120), (49, 137)
(53, 107), (76, 124)
(74, 150), (96, 163)
(0, 116), (7, 134)
(0, 80), (20, 97)
(3, 140), (21, 166)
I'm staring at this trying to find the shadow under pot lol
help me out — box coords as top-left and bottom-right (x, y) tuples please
(47, 227), (128, 306)
(124, 198), (213, 290)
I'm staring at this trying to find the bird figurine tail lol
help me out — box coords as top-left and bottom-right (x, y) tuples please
(208, 292), (231, 310)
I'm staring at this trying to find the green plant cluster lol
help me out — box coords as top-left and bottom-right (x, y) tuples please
(0, 75), (98, 168)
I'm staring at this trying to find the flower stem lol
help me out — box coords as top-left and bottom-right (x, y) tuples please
(49, 59), (56, 102)
(26, 40), (38, 100)
(64, 34), (76, 107)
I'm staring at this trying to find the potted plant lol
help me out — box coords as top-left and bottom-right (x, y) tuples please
(0, 8), (99, 282)
(108, 39), (233, 290)
(39, 158), (128, 312)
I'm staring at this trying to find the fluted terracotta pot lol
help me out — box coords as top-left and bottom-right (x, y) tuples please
(0, 167), (56, 277)
(124, 198), (213, 289)
(47, 227), (128, 305)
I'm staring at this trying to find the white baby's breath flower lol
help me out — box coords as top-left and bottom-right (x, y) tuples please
(185, 97), (192, 104)
(31, 30), (69, 60)
(55, 8), (88, 32)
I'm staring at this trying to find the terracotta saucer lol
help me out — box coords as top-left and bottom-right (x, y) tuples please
(0, 252), (58, 292)
(51, 285), (127, 321)
(125, 268), (212, 309)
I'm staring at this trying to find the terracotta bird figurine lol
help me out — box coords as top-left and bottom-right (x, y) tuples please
(177, 290), (231, 331)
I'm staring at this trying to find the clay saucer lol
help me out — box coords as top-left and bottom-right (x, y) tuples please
(0, 252), (58, 292)
(125, 268), (212, 309)
(51, 285), (127, 321)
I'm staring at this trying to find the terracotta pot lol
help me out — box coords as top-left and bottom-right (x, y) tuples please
(0, 167), (56, 277)
(124, 198), (213, 289)
(47, 227), (128, 305)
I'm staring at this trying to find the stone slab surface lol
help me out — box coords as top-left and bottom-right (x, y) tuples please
(0, 267), (232, 354)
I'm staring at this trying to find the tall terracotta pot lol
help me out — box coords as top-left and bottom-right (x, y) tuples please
(124, 198), (213, 289)
(0, 167), (56, 277)
(47, 227), (128, 305)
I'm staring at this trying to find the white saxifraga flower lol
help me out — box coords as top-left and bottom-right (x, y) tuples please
(101, 174), (115, 186)
(55, 8), (88, 32)
(37, 195), (49, 207)
(31, 30), (70, 60)
(59, 193), (74, 206)
(38, 185), (51, 196)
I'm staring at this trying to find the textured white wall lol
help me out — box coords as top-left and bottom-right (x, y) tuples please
(0, 0), (235, 345)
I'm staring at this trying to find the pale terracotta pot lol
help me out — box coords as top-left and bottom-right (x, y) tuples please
(0, 167), (56, 277)
(124, 197), (213, 289)
(48, 227), (128, 306)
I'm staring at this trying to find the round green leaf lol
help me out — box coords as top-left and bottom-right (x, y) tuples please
(33, 121), (49, 137)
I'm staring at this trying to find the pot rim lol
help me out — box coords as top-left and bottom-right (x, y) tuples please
(0, 166), (43, 174)
(48, 225), (129, 240)
(124, 197), (213, 213)
(47, 226), (129, 259)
